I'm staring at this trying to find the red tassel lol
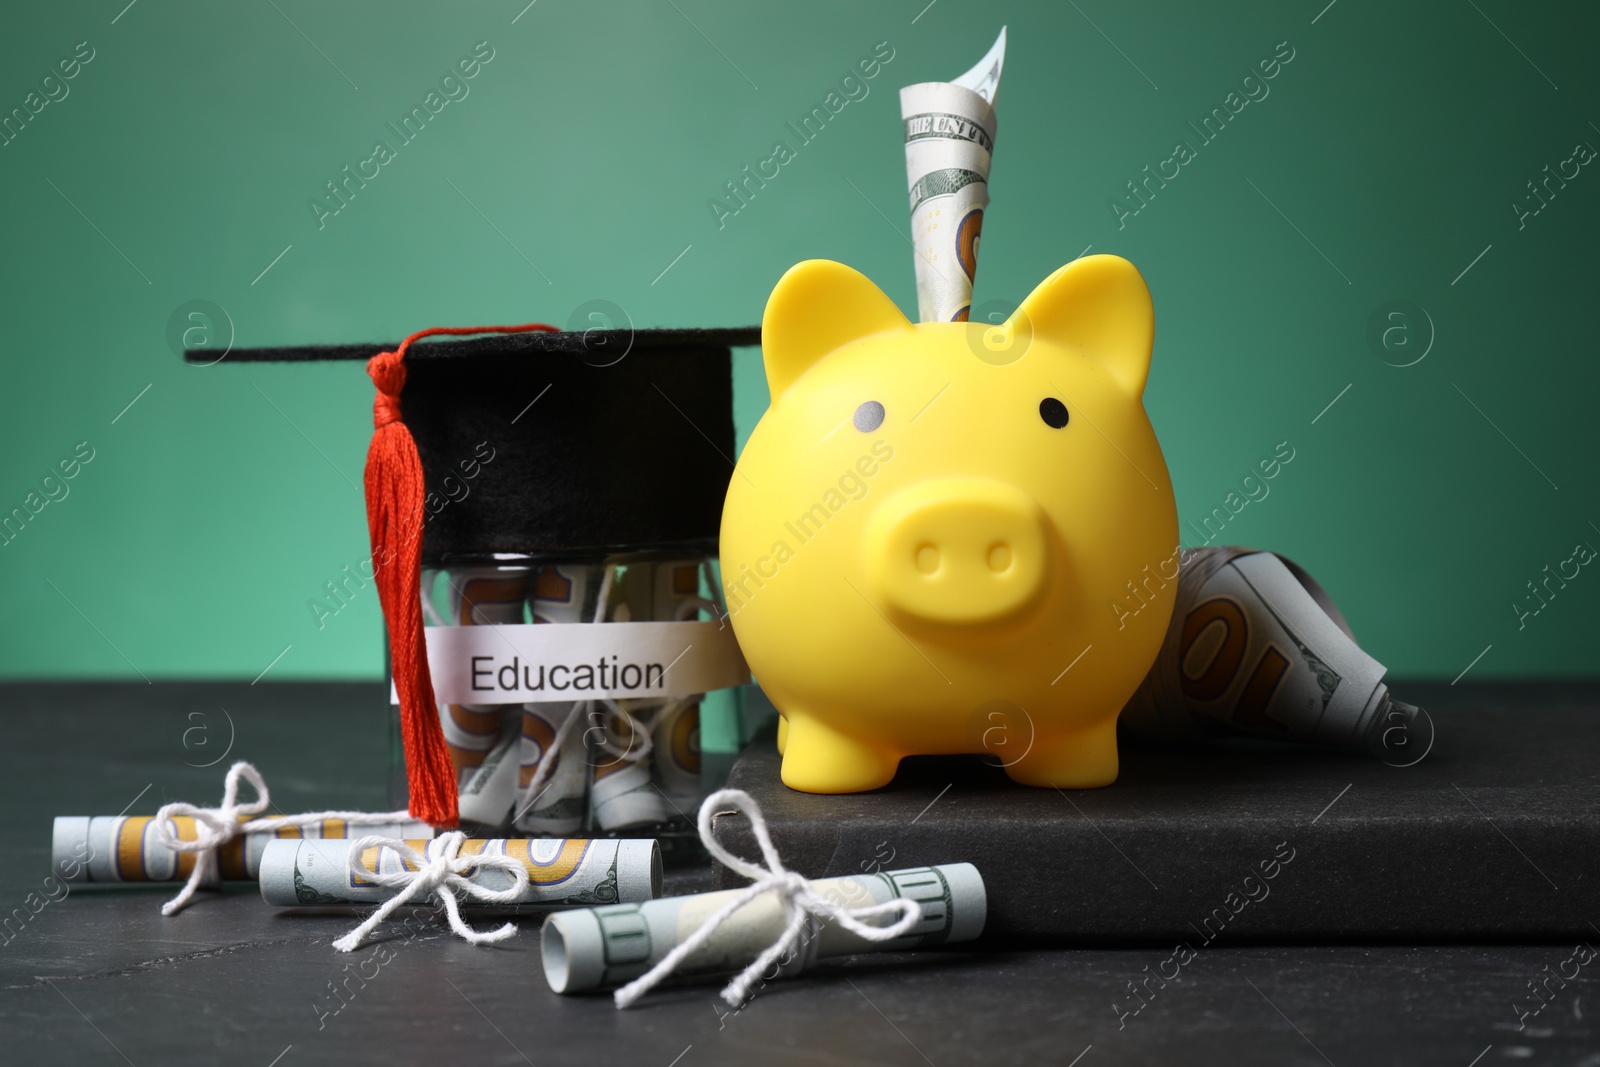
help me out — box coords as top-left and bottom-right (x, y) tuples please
(365, 323), (558, 828)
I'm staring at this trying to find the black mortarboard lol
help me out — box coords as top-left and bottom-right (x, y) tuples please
(197, 321), (760, 827)
(204, 326), (759, 558)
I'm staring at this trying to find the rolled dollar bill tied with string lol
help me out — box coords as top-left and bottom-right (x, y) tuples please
(429, 563), (532, 829)
(1119, 547), (1433, 764)
(901, 26), (1005, 322)
(516, 562), (605, 835)
(52, 815), (432, 884)
(587, 558), (675, 831)
(587, 557), (713, 830)
(260, 836), (660, 909)
(588, 705), (671, 830)
(542, 864), (985, 995)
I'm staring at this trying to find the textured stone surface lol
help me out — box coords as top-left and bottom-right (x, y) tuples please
(1, 681), (1595, 1065)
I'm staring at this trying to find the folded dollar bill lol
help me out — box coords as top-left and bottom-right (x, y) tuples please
(900, 27), (1005, 323)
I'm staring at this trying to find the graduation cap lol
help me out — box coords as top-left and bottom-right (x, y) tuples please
(201, 321), (760, 826)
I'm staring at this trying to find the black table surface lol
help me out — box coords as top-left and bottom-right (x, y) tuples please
(3, 680), (1596, 1066)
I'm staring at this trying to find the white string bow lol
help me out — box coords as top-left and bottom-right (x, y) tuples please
(613, 788), (925, 1009)
(153, 760), (412, 916)
(512, 564), (722, 830)
(332, 832), (532, 952)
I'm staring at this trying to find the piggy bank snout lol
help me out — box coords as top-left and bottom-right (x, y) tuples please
(864, 479), (1049, 627)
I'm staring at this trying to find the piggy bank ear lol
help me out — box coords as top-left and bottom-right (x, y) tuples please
(762, 260), (911, 399)
(1009, 255), (1155, 398)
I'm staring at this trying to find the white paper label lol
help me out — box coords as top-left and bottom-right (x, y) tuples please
(396, 621), (749, 706)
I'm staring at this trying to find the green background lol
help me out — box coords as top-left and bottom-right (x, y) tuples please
(2, 0), (1595, 683)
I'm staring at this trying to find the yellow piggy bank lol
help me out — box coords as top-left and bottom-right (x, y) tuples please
(720, 255), (1178, 793)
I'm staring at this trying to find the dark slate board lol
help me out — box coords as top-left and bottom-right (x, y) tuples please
(711, 682), (1600, 940)
(6, 681), (1600, 1065)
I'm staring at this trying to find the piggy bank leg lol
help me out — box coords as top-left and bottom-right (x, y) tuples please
(1003, 716), (1120, 789)
(781, 714), (900, 794)
(776, 714), (788, 755)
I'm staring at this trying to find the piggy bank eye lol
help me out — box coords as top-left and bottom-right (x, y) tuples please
(1039, 397), (1069, 429)
(854, 401), (885, 432)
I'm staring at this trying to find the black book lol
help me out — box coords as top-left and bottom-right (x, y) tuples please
(711, 682), (1600, 941)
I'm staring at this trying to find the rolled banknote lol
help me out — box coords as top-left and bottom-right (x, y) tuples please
(52, 815), (432, 884)
(651, 696), (702, 809)
(515, 562), (605, 835)
(901, 27), (1006, 323)
(542, 863), (985, 994)
(1119, 547), (1433, 763)
(589, 700), (673, 830)
(588, 559), (673, 831)
(647, 560), (709, 810)
(261, 836), (660, 909)
(433, 563), (532, 829)
(590, 557), (711, 827)
(515, 697), (587, 835)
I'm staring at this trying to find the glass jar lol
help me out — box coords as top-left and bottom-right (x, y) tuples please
(391, 549), (746, 858)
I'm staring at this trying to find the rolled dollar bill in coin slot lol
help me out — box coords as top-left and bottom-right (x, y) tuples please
(1119, 547), (1433, 764)
(260, 836), (660, 909)
(52, 815), (433, 884)
(542, 863), (985, 994)
(900, 27), (1005, 323)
